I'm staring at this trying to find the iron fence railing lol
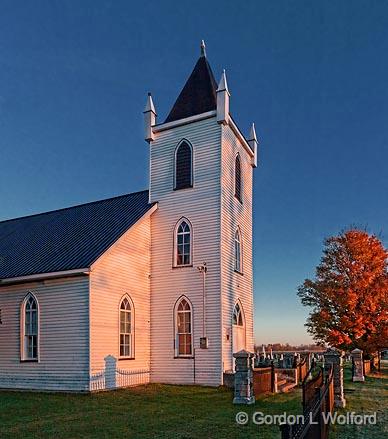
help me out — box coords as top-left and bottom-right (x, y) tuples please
(280, 364), (334, 439)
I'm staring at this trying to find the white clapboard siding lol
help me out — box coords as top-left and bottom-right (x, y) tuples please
(220, 124), (255, 372)
(89, 212), (152, 386)
(150, 116), (223, 386)
(0, 276), (89, 391)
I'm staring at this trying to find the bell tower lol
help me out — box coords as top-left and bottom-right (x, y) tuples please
(145, 42), (258, 385)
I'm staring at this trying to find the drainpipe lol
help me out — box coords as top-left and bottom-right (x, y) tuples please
(197, 263), (208, 347)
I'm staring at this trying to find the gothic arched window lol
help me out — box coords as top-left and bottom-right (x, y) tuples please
(233, 302), (244, 327)
(21, 293), (39, 361)
(234, 228), (242, 273)
(175, 141), (193, 190)
(175, 297), (193, 356)
(119, 296), (134, 358)
(174, 218), (192, 266)
(235, 154), (242, 202)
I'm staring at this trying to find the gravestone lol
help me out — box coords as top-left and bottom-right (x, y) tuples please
(254, 355), (259, 368)
(279, 354), (284, 368)
(323, 348), (346, 408)
(306, 352), (312, 370)
(233, 350), (255, 405)
(351, 348), (365, 382)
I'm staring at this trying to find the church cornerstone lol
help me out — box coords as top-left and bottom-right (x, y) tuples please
(233, 350), (255, 405)
(323, 348), (346, 408)
(351, 348), (365, 382)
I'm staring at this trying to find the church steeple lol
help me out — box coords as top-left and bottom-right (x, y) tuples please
(164, 41), (218, 123)
(148, 42), (256, 384)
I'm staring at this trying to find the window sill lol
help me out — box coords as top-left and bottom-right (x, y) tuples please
(173, 185), (193, 191)
(234, 195), (243, 204)
(118, 357), (135, 361)
(234, 269), (244, 276)
(172, 264), (193, 269)
(174, 356), (195, 359)
(20, 359), (38, 363)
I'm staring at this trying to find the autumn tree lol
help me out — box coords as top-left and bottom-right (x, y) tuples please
(298, 229), (388, 355)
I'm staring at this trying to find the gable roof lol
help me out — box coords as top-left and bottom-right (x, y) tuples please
(0, 190), (154, 281)
(164, 54), (218, 123)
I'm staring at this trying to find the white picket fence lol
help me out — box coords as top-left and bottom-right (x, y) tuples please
(90, 370), (105, 391)
(90, 368), (150, 391)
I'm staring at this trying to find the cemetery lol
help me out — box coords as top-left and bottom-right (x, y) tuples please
(230, 346), (386, 438)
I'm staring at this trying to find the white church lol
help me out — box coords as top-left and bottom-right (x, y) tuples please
(0, 42), (258, 391)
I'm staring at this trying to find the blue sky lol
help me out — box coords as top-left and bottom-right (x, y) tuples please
(1, 1), (387, 344)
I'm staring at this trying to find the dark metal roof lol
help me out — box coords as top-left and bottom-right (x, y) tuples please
(164, 55), (218, 123)
(0, 190), (154, 280)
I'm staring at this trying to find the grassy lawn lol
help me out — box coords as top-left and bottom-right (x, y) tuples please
(329, 361), (388, 439)
(0, 363), (386, 439)
(0, 384), (301, 439)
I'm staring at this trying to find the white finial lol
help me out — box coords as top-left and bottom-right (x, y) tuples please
(144, 92), (156, 114)
(200, 40), (206, 57)
(217, 69), (229, 93)
(248, 122), (258, 168)
(249, 122), (257, 141)
(144, 92), (156, 142)
(216, 69), (230, 125)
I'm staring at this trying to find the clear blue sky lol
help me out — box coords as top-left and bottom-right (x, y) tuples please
(1, 1), (387, 345)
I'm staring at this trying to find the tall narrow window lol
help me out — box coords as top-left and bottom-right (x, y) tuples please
(21, 293), (38, 361)
(175, 141), (193, 190)
(233, 302), (244, 327)
(234, 228), (242, 273)
(119, 296), (134, 358)
(232, 301), (246, 370)
(175, 218), (192, 266)
(175, 297), (192, 356)
(235, 154), (242, 202)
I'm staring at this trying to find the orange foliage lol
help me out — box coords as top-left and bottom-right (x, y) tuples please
(298, 229), (388, 355)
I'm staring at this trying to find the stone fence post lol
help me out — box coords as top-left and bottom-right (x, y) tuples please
(105, 355), (117, 389)
(233, 350), (255, 405)
(323, 348), (346, 408)
(351, 348), (365, 382)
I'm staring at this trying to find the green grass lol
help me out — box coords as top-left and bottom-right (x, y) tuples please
(0, 363), (386, 439)
(329, 361), (388, 439)
(0, 384), (301, 439)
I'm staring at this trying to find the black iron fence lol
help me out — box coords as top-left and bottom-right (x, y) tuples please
(280, 364), (334, 439)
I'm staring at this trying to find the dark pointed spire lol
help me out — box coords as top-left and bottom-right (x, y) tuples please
(164, 42), (218, 123)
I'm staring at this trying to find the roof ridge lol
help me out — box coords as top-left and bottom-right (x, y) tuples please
(203, 56), (218, 90)
(0, 189), (149, 225)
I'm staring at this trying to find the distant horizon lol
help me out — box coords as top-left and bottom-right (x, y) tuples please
(1, 1), (387, 345)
